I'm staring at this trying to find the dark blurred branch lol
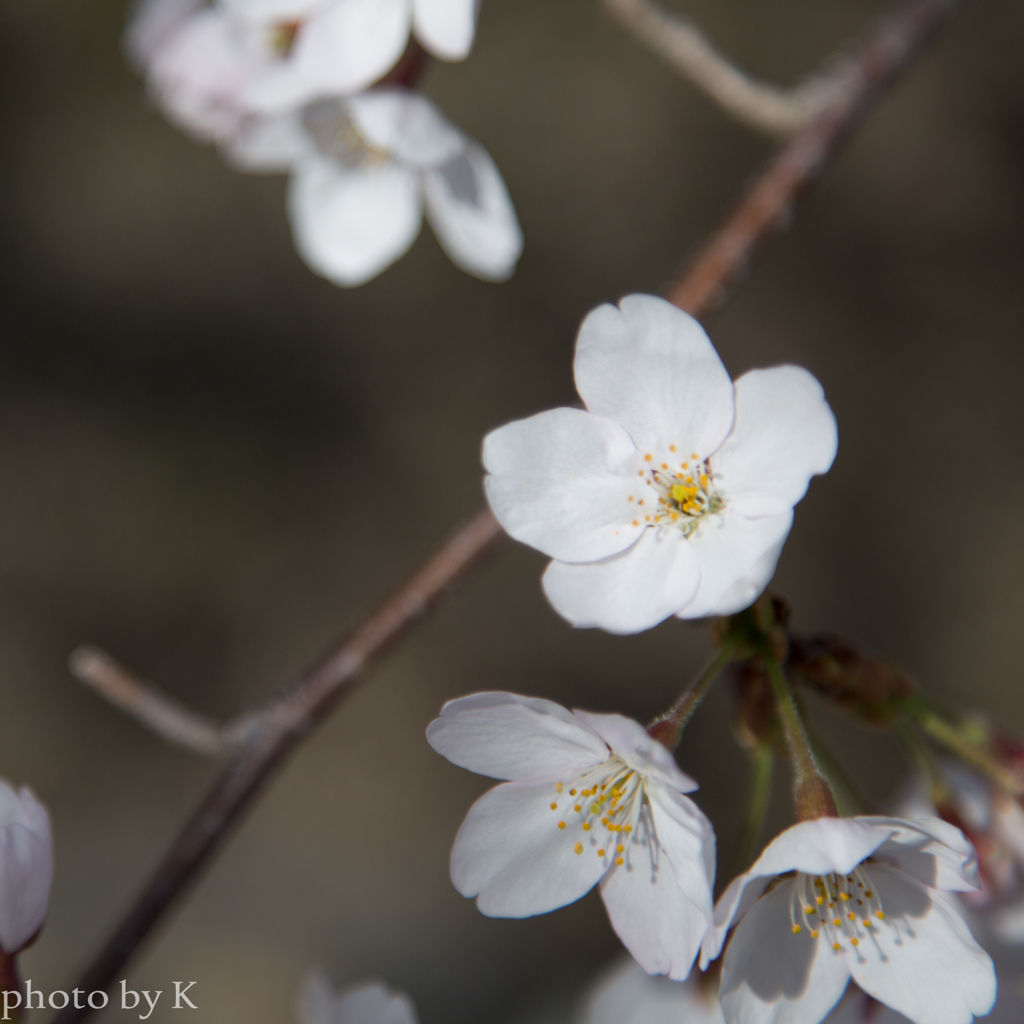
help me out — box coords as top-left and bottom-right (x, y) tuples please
(53, 0), (966, 1018)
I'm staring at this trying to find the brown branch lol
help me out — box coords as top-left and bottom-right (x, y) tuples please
(53, 0), (966, 1018)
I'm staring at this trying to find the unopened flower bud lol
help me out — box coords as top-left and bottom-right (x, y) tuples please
(0, 781), (53, 954)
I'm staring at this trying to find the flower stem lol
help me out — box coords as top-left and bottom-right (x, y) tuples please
(648, 636), (742, 749)
(730, 742), (774, 875)
(0, 952), (22, 1023)
(761, 647), (837, 819)
(901, 694), (1023, 795)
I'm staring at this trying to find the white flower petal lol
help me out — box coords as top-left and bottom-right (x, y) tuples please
(147, 10), (256, 140)
(571, 711), (697, 794)
(599, 787), (714, 979)
(584, 958), (726, 1024)
(713, 367), (837, 518)
(483, 408), (645, 563)
(542, 528), (700, 634)
(450, 778), (606, 917)
(574, 296), (735, 458)
(223, 110), (312, 172)
(348, 89), (464, 167)
(124, 0), (206, 71)
(221, 0), (317, 22)
(412, 0), (477, 59)
(287, 156), (422, 287)
(747, 819), (893, 880)
(859, 816), (982, 893)
(720, 878), (852, 1024)
(290, 0), (412, 98)
(426, 692), (609, 781)
(678, 510), (793, 619)
(298, 976), (419, 1024)
(423, 142), (523, 280)
(847, 868), (995, 1024)
(0, 785), (52, 954)
(701, 871), (770, 969)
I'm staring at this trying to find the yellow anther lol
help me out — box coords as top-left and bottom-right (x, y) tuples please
(661, 463), (669, 470)
(816, 896), (824, 906)
(615, 857), (624, 866)
(833, 943), (842, 952)
(848, 912), (856, 921)
(681, 462), (689, 469)
(700, 474), (709, 488)
(840, 893), (850, 901)
(574, 804), (581, 812)
(550, 803), (558, 811)
(644, 454), (653, 462)
(574, 842), (584, 855)
(616, 845), (624, 853)
(623, 825), (632, 833)
(876, 911), (885, 920)
(558, 822), (566, 830)
(569, 789), (577, 796)
(632, 520), (640, 527)
(598, 849), (606, 857)
(628, 496), (634, 502)
(691, 452), (699, 459)
(792, 925), (802, 935)
(833, 919), (841, 927)
(804, 907), (815, 916)
(864, 891), (874, 898)
(850, 938), (859, 947)
(810, 930), (820, 939)
(638, 499), (644, 506)
(669, 445), (677, 452)
(582, 823), (591, 831)
(555, 783), (563, 793)
(863, 920), (872, 928)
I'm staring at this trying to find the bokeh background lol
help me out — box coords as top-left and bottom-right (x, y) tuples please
(1, 0), (1023, 1020)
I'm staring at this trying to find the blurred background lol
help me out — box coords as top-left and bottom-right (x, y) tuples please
(1, 0), (1023, 1020)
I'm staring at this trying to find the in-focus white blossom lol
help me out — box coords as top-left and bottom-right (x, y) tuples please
(583, 956), (725, 1024)
(702, 815), (996, 1024)
(482, 295), (837, 634)
(230, 88), (521, 285)
(583, 956), (1023, 1024)
(427, 692), (715, 979)
(128, 0), (478, 130)
(0, 780), (52, 955)
(298, 975), (417, 1024)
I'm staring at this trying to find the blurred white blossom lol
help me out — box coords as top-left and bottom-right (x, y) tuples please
(127, 0), (478, 130)
(298, 975), (417, 1024)
(230, 88), (522, 285)
(0, 780), (52, 955)
(427, 692), (715, 979)
(702, 815), (995, 1024)
(582, 957), (724, 1024)
(483, 295), (837, 633)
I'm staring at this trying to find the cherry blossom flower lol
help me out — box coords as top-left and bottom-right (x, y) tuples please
(701, 815), (996, 1024)
(482, 295), (837, 634)
(583, 956), (725, 1024)
(0, 780), (52, 955)
(127, 0), (478, 131)
(298, 975), (417, 1024)
(426, 692), (715, 979)
(228, 87), (522, 285)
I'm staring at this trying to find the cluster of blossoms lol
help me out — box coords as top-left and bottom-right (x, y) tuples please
(126, 0), (522, 285)
(421, 295), (1015, 1024)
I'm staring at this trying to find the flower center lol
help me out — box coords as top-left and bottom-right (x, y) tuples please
(627, 449), (723, 537)
(548, 756), (652, 866)
(789, 868), (887, 953)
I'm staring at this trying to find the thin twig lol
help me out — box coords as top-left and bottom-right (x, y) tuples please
(603, 0), (841, 136)
(53, 0), (967, 1017)
(70, 646), (230, 756)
